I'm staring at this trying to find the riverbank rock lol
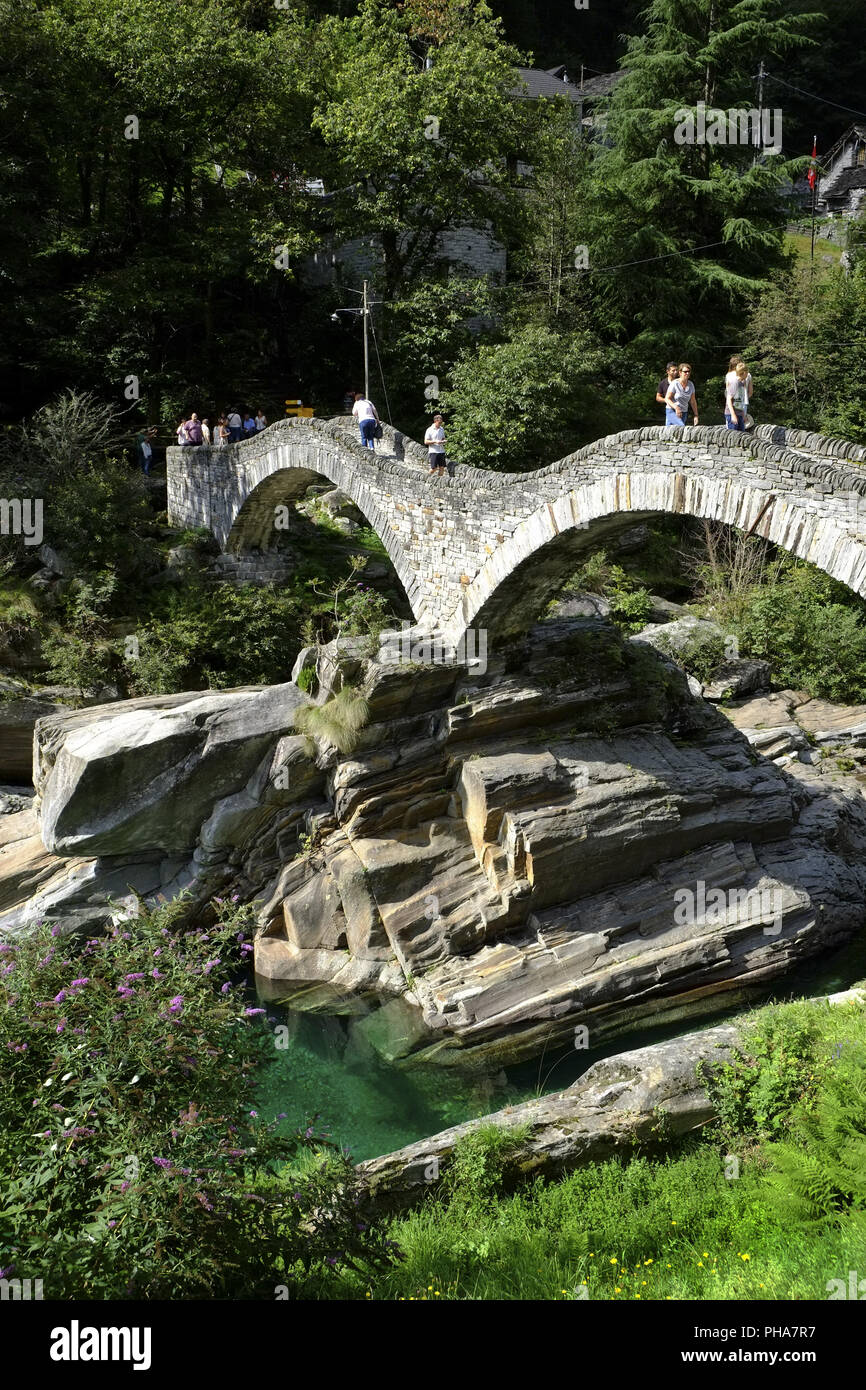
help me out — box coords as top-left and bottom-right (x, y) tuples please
(34, 682), (308, 856)
(356, 987), (866, 1207)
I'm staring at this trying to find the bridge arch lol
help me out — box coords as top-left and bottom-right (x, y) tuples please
(442, 428), (866, 646)
(167, 419), (866, 650)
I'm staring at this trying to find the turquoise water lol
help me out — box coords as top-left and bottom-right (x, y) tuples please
(254, 926), (866, 1163)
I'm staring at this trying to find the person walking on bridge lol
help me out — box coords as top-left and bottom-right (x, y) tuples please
(424, 413), (450, 478)
(665, 364), (699, 428)
(352, 391), (380, 450)
(724, 356), (753, 431)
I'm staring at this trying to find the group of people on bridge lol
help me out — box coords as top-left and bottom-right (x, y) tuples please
(656, 356), (754, 432)
(348, 390), (454, 478)
(138, 352), (757, 479)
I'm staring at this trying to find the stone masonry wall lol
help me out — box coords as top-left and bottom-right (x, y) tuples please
(167, 418), (866, 645)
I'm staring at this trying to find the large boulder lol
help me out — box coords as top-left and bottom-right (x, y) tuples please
(34, 682), (309, 856)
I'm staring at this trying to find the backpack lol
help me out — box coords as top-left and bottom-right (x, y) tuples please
(186, 420), (203, 444)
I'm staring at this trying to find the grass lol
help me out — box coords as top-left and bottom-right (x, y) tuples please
(785, 231), (844, 277)
(316, 991), (866, 1301)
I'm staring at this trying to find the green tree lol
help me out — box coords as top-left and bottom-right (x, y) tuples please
(440, 322), (621, 469)
(307, 0), (529, 300)
(582, 0), (821, 357)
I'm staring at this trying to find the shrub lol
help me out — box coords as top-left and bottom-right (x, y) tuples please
(699, 1006), (822, 1143)
(562, 550), (654, 634)
(294, 685), (370, 755)
(0, 899), (397, 1298)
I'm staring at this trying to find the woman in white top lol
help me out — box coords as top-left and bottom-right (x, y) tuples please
(665, 365), (699, 427)
(725, 356), (753, 430)
(255, 409), (267, 432)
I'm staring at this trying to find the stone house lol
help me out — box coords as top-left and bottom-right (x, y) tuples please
(301, 64), (621, 289)
(817, 124), (866, 218)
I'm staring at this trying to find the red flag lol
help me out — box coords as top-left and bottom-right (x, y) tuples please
(808, 136), (818, 190)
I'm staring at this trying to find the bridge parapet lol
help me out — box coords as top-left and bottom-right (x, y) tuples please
(167, 415), (866, 648)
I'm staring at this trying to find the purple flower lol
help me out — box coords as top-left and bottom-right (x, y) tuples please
(120, 1180), (130, 1193)
(152, 1156), (172, 1169)
(168, 995), (184, 1013)
(244, 1008), (265, 1017)
(0, 943), (11, 953)
(108, 1220), (116, 1228)
(220, 983), (231, 994)
(240, 944), (253, 954)
(124, 973), (145, 982)
(117, 985), (135, 1000)
(153, 947), (162, 958)
(56, 1020), (66, 1034)
(202, 959), (221, 974)
(70, 978), (89, 989)
(53, 991), (67, 1003)
(2, 964), (15, 976)
(50, 925), (61, 937)
(151, 968), (162, 979)
(249, 1109), (258, 1117)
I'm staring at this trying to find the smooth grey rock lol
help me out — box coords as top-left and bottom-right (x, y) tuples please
(702, 659), (772, 701)
(34, 683), (308, 856)
(631, 615), (723, 659)
(37, 544), (70, 576)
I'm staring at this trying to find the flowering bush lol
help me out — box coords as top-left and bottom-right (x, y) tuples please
(0, 899), (398, 1298)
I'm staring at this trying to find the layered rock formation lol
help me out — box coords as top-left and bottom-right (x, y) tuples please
(10, 615), (866, 1067)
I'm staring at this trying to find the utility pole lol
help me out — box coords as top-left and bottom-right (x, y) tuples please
(362, 278), (370, 400)
(754, 59), (765, 164)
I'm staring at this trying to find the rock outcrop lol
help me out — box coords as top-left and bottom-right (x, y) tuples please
(9, 616), (866, 1066)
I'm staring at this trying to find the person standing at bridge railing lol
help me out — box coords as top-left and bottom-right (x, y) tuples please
(656, 362), (678, 419)
(352, 391), (380, 450)
(725, 362), (751, 431)
(665, 364), (699, 428)
(227, 408), (243, 443)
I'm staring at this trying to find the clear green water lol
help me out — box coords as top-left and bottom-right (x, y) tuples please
(254, 926), (866, 1163)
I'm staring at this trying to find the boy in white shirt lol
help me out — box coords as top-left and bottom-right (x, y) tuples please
(424, 414), (449, 477)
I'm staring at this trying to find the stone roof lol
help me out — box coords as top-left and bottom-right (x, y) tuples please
(513, 66), (622, 104)
(825, 166), (866, 200)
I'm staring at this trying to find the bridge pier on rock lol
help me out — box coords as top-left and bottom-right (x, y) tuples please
(167, 417), (866, 659)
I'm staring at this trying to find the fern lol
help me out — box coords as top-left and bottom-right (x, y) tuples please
(764, 1045), (866, 1228)
(293, 685), (370, 754)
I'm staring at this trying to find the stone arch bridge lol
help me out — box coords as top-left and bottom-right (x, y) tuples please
(167, 416), (866, 648)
